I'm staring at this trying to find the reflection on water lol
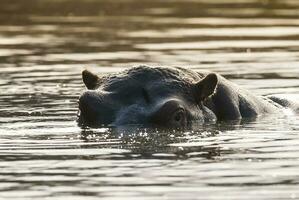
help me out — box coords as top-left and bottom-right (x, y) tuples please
(0, 0), (299, 199)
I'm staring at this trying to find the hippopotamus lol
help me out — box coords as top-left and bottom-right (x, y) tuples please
(78, 65), (298, 128)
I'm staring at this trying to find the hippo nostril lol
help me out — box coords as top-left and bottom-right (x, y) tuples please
(78, 90), (115, 126)
(78, 91), (101, 120)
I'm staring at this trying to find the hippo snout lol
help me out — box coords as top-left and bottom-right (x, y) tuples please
(78, 91), (116, 126)
(78, 91), (101, 124)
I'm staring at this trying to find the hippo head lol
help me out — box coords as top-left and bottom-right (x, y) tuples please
(78, 66), (218, 129)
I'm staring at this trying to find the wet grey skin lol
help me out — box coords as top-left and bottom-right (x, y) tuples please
(77, 65), (298, 129)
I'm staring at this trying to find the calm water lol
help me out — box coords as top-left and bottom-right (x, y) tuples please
(1, 0), (299, 199)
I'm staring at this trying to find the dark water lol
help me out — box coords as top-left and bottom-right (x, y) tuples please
(1, 0), (299, 199)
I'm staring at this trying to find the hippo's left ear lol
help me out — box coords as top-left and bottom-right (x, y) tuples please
(82, 70), (99, 89)
(193, 73), (218, 102)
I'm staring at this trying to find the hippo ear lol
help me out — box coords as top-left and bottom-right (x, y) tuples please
(193, 73), (218, 102)
(82, 70), (99, 89)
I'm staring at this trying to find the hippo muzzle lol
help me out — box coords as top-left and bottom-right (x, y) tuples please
(78, 90), (115, 126)
(78, 90), (193, 128)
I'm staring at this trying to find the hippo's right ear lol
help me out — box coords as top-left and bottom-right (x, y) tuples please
(82, 70), (99, 89)
(193, 73), (218, 102)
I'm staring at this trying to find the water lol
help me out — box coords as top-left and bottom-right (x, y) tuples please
(0, 0), (299, 199)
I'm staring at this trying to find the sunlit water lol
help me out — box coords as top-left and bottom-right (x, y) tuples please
(0, 0), (299, 199)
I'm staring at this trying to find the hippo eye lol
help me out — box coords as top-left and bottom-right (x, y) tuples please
(171, 109), (186, 126)
(174, 110), (184, 122)
(150, 100), (188, 128)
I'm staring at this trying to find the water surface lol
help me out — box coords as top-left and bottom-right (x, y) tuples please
(0, 0), (299, 199)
